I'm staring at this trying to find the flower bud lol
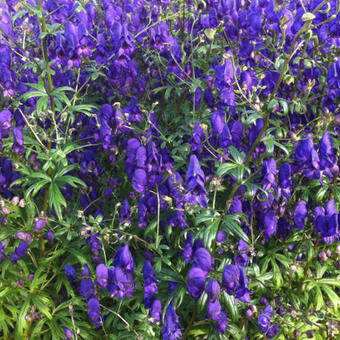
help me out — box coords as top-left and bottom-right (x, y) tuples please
(293, 330), (300, 338)
(318, 251), (327, 263)
(245, 309), (253, 318)
(306, 330), (314, 338)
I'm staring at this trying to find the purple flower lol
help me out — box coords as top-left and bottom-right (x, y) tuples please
(150, 299), (162, 322)
(193, 248), (211, 275)
(0, 110), (12, 137)
(222, 265), (250, 303)
(10, 242), (28, 264)
(34, 219), (47, 233)
(44, 231), (55, 244)
(205, 279), (220, 302)
(132, 168), (147, 193)
(64, 327), (73, 339)
(185, 155), (207, 208)
(162, 303), (182, 340)
(80, 278), (95, 300)
(64, 265), (77, 284)
(294, 200), (308, 231)
(0, 241), (5, 260)
(261, 158), (276, 191)
(143, 260), (158, 308)
(87, 298), (102, 328)
(267, 325), (280, 338)
(207, 299), (222, 321)
(258, 305), (273, 334)
(216, 311), (228, 334)
(187, 267), (206, 299)
(114, 244), (134, 273)
(96, 263), (108, 289)
(263, 210), (277, 239)
(12, 126), (24, 153)
(108, 267), (135, 299)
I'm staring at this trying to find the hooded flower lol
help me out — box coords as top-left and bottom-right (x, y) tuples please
(96, 263), (108, 289)
(80, 278), (95, 300)
(294, 200), (308, 231)
(258, 305), (273, 334)
(150, 299), (162, 322)
(143, 260), (158, 308)
(261, 158), (276, 191)
(222, 265), (250, 303)
(64, 264), (77, 285)
(114, 244), (134, 273)
(193, 247), (211, 275)
(205, 279), (221, 302)
(87, 297), (102, 328)
(185, 155), (207, 208)
(10, 242), (28, 264)
(187, 267), (206, 299)
(162, 303), (182, 340)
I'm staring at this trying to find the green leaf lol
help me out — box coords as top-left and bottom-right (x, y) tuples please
(321, 285), (340, 309)
(267, 99), (278, 112)
(228, 146), (245, 164)
(16, 296), (31, 337)
(54, 175), (87, 189)
(217, 162), (239, 177)
(302, 12), (316, 21)
(222, 215), (250, 244)
(201, 217), (220, 251)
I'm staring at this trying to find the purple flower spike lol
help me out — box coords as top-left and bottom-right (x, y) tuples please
(150, 299), (162, 322)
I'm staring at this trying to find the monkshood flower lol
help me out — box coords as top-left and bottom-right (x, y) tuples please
(263, 210), (277, 239)
(207, 299), (221, 320)
(12, 126), (24, 153)
(108, 267), (135, 299)
(206, 279), (220, 302)
(80, 278), (95, 301)
(10, 242), (28, 264)
(150, 299), (162, 322)
(294, 200), (307, 231)
(96, 263), (108, 289)
(64, 327), (73, 340)
(119, 199), (131, 226)
(261, 158), (276, 191)
(16, 231), (32, 244)
(34, 219), (47, 233)
(181, 233), (193, 264)
(278, 162), (292, 198)
(143, 260), (158, 309)
(235, 239), (250, 267)
(267, 325), (280, 338)
(187, 267), (206, 299)
(216, 311), (228, 334)
(162, 303), (182, 340)
(0, 110), (12, 139)
(114, 244), (134, 273)
(0, 241), (5, 260)
(44, 231), (55, 245)
(87, 297), (102, 328)
(190, 122), (205, 153)
(185, 155), (207, 208)
(193, 247), (211, 275)
(319, 131), (336, 174)
(314, 199), (339, 243)
(258, 305), (273, 334)
(64, 265), (77, 285)
(222, 265), (250, 303)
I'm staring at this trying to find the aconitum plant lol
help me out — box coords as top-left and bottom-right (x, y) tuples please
(0, 0), (339, 339)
